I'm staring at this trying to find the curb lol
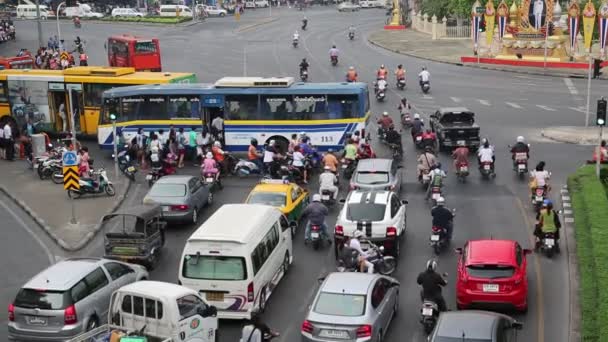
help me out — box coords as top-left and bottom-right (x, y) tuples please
(540, 129), (598, 145)
(367, 37), (604, 79)
(560, 185), (581, 342)
(0, 177), (132, 252)
(234, 17), (279, 33)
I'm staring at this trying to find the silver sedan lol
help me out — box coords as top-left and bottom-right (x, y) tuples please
(143, 175), (212, 225)
(351, 158), (402, 194)
(301, 272), (399, 342)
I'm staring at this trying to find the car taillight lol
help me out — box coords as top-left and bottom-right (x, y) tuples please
(514, 276), (522, 285)
(247, 282), (254, 302)
(171, 204), (189, 211)
(356, 325), (372, 338)
(335, 225), (344, 236)
(386, 226), (397, 237)
(301, 320), (314, 333)
(64, 304), (77, 325)
(8, 303), (14, 321)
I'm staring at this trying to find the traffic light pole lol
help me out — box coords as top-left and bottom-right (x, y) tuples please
(585, 54), (593, 127)
(597, 125), (603, 179)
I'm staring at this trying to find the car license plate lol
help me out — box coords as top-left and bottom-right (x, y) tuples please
(27, 316), (47, 325)
(460, 166), (468, 172)
(432, 193), (440, 200)
(162, 206), (170, 211)
(127, 166), (136, 172)
(545, 238), (555, 246)
(33, 163), (39, 169)
(430, 234), (440, 241)
(457, 140), (465, 145)
(205, 177), (214, 183)
(535, 196), (543, 201)
(360, 242), (369, 250)
(422, 307), (433, 316)
(145, 174), (153, 180)
(311, 232), (320, 238)
(342, 164), (348, 169)
(518, 164), (526, 170)
(416, 136), (422, 141)
(321, 194), (330, 200)
(482, 284), (499, 293)
(319, 329), (348, 339)
(206, 292), (224, 301)
(484, 164), (491, 170)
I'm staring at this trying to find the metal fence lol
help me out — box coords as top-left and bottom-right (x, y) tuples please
(445, 24), (470, 38)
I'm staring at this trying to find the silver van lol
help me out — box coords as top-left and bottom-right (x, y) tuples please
(8, 257), (148, 341)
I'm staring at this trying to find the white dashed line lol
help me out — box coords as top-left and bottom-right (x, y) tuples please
(450, 97), (461, 103)
(536, 105), (556, 111)
(563, 202), (571, 207)
(565, 217), (575, 223)
(422, 94), (433, 100)
(562, 196), (571, 201)
(569, 106), (587, 113)
(478, 99), (491, 106)
(505, 102), (522, 109)
(564, 78), (579, 95)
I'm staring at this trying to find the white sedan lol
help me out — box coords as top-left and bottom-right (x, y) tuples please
(255, 0), (269, 7)
(245, 1), (256, 8)
(338, 2), (360, 11)
(204, 5), (227, 16)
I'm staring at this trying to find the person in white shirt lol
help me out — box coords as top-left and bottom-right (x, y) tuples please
(319, 166), (338, 199)
(293, 30), (299, 41)
(58, 102), (67, 132)
(211, 115), (224, 141)
(418, 66), (430, 85)
(157, 129), (168, 148)
(0, 123), (4, 159)
(376, 78), (387, 93)
(530, 161), (551, 194)
(477, 139), (495, 174)
(292, 145), (307, 183)
(3, 122), (13, 160)
(348, 230), (373, 273)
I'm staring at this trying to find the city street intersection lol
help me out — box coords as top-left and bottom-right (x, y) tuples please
(2, 7), (606, 342)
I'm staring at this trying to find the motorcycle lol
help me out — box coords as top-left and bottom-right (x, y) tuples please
(479, 161), (495, 179)
(234, 158), (263, 177)
(513, 152), (528, 179)
(389, 143), (402, 161)
(300, 69), (308, 82)
(532, 186), (547, 213)
(377, 127), (387, 143)
(421, 80), (430, 93)
(337, 240), (397, 276)
(39, 159), (62, 181)
(146, 153), (177, 187)
(401, 113), (412, 127)
(320, 189), (335, 207)
(375, 88), (386, 101)
(430, 226), (448, 255)
(330, 55), (338, 66)
(202, 172), (219, 203)
(113, 146), (137, 181)
(429, 185), (442, 206)
(293, 38), (298, 48)
(67, 168), (115, 198)
(341, 158), (356, 180)
(414, 133), (424, 149)
(348, 31), (355, 40)
(310, 224), (327, 250)
(540, 232), (558, 258)
(301, 21), (307, 30)
(456, 162), (469, 183)
(396, 78), (406, 90)
(420, 300), (440, 334)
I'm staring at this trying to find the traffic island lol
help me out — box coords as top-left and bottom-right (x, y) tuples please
(568, 165), (608, 342)
(541, 126), (602, 145)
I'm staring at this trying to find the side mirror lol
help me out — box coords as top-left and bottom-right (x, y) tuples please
(317, 276), (326, 283)
(379, 246), (385, 252)
(289, 221), (297, 228)
(512, 321), (523, 330)
(523, 249), (532, 255)
(397, 165), (403, 169)
(391, 282), (400, 288)
(454, 247), (463, 254)
(339, 198), (346, 204)
(199, 305), (217, 318)
(401, 200), (409, 205)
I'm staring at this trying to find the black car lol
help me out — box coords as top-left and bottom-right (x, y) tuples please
(430, 107), (481, 151)
(430, 310), (522, 342)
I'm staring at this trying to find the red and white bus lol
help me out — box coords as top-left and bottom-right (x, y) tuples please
(107, 35), (162, 71)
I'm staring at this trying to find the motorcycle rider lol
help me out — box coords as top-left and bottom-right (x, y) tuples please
(212, 140), (227, 174)
(417, 146), (437, 181)
(452, 140), (470, 173)
(377, 111), (394, 135)
(293, 30), (300, 42)
(302, 194), (331, 243)
(299, 58), (309, 77)
(395, 64), (406, 83)
(530, 161), (551, 196)
(421, 128), (436, 150)
(348, 230), (374, 273)
(248, 138), (263, 172)
(377, 64), (388, 80)
(385, 125), (402, 155)
(73, 16), (81, 27)
(534, 199), (562, 250)
(510, 135), (530, 169)
(343, 138), (358, 163)
(477, 138), (495, 174)
(416, 259), (448, 312)
(348, 25), (355, 38)
(322, 148), (339, 173)
(418, 66), (431, 87)
(426, 163), (446, 200)
(399, 97), (411, 116)
(202, 152), (222, 188)
(431, 196), (454, 240)
(357, 140), (376, 159)
(240, 311), (280, 342)
(346, 66), (358, 82)
(302, 16), (308, 30)
(319, 166), (339, 200)
(592, 140), (608, 163)
(375, 76), (388, 95)
(263, 139), (279, 176)
(411, 113), (424, 142)
(329, 45), (339, 62)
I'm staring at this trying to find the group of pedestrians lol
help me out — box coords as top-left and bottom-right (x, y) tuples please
(28, 36), (88, 70)
(0, 20), (15, 42)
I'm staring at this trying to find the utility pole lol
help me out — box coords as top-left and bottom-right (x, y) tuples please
(35, 0), (44, 47)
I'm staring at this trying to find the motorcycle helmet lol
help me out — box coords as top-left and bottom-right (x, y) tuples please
(214, 141), (222, 147)
(435, 162), (442, 169)
(251, 138), (258, 146)
(398, 64), (403, 68)
(414, 113), (420, 119)
(425, 145), (433, 152)
(517, 136), (525, 143)
(206, 152), (213, 159)
(332, 45), (336, 49)
(436, 197), (445, 206)
(426, 259), (437, 271)
(353, 230), (365, 239)
(382, 111), (389, 116)
(349, 66), (355, 70)
(543, 199), (553, 207)
(312, 194), (321, 202)
(380, 64), (385, 69)
(422, 66), (427, 71)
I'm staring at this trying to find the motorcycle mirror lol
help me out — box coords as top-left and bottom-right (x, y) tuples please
(379, 246), (385, 252)
(397, 165), (403, 169)
(454, 247), (463, 254)
(511, 321), (523, 330)
(401, 199), (408, 205)
(442, 272), (448, 277)
(339, 198), (346, 203)
(317, 276), (326, 283)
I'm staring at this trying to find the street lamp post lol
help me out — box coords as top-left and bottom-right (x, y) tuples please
(111, 114), (118, 178)
(34, 0), (44, 47)
(56, 2), (66, 47)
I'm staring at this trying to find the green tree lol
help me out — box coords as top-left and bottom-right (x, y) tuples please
(420, 0), (449, 18)
(447, 0), (476, 18)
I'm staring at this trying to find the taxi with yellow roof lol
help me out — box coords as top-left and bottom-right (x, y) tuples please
(245, 179), (309, 237)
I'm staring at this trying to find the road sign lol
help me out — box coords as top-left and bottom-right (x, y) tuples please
(63, 166), (80, 190)
(62, 151), (78, 166)
(475, 6), (484, 13)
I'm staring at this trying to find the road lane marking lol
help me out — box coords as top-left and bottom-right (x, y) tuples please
(422, 94), (433, 100)
(515, 197), (544, 342)
(569, 106), (587, 113)
(564, 78), (579, 95)
(536, 105), (556, 111)
(505, 102), (522, 109)
(0, 198), (55, 264)
(450, 97), (461, 103)
(478, 99), (491, 106)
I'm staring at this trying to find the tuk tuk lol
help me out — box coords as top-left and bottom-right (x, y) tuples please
(102, 204), (166, 269)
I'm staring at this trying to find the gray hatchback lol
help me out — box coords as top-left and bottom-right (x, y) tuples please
(430, 310), (523, 342)
(350, 158), (402, 194)
(8, 257), (148, 341)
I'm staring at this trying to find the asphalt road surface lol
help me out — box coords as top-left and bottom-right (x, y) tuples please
(3, 7), (606, 342)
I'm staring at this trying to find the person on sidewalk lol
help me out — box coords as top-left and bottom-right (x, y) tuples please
(3, 121), (13, 161)
(0, 120), (5, 160)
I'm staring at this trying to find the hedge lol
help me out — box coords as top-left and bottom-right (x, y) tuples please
(568, 165), (608, 342)
(100, 16), (192, 24)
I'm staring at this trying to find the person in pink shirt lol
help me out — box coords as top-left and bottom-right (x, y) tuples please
(201, 152), (222, 188)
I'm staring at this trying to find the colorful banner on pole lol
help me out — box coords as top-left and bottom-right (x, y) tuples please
(568, 1), (581, 56)
(599, 1), (608, 56)
(582, 1), (596, 51)
(484, 0), (496, 46)
(471, 0), (482, 51)
(472, 15), (481, 47)
(497, 0), (509, 41)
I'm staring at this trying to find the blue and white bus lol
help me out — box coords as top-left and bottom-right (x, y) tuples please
(98, 77), (370, 151)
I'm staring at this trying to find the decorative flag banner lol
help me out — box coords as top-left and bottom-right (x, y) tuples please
(582, 0), (596, 51)
(472, 15), (481, 48)
(471, 0), (482, 52)
(484, 0), (496, 46)
(568, 1), (581, 56)
(497, 0), (509, 40)
(599, 1), (608, 56)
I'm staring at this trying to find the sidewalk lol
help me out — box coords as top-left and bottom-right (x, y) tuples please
(367, 30), (607, 79)
(541, 126), (605, 145)
(0, 160), (130, 251)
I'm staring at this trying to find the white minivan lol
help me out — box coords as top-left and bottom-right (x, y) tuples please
(16, 5), (49, 19)
(179, 204), (294, 320)
(159, 4), (193, 17)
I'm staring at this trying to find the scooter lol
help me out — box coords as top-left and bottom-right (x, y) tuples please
(113, 146), (137, 181)
(396, 78), (406, 90)
(300, 69), (308, 82)
(40, 159), (62, 181)
(532, 186), (547, 213)
(341, 158), (356, 180)
(377, 127), (387, 143)
(389, 143), (402, 161)
(420, 300), (440, 334)
(330, 55), (338, 66)
(301, 21), (307, 30)
(375, 88), (386, 101)
(292, 37), (298, 48)
(401, 112), (412, 127)
(421, 80), (430, 94)
(202, 172), (219, 204)
(320, 189), (336, 207)
(540, 232), (558, 258)
(430, 226), (449, 255)
(456, 162), (469, 183)
(234, 158), (263, 177)
(429, 185), (442, 206)
(513, 152), (528, 179)
(337, 241), (397, 275)
(310, 224), (326, 250)
(414, 132), (424, 149)
(67, 168), (115, 198)
(479, 161), (495, 179)
(348, 31), (355, 40)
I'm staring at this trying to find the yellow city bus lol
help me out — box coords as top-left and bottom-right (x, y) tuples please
(0, 66), (196, 137)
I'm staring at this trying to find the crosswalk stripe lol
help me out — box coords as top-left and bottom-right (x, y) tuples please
(569, 106), (587, 113)
(450, 97), (461, 103)
(422, 94), (433, 100)
(478, 99), (490, 106)
(505, 102), (522, 109)
(536, 105), (556, 111)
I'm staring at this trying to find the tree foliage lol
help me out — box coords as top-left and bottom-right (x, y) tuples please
(447, 0), (476, 18)
(420, 0), (475, 18)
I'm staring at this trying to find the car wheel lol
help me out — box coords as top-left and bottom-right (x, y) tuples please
(220, 12), (225, 16)
(192, 207), (199, 224)
(393, 239), (401, 258)
(258, 287), (267, 312)
(85, 316), (98, 331)
(282, 252), (290, 274)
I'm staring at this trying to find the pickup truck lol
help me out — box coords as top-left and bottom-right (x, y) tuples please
(429, 107), (480, 150)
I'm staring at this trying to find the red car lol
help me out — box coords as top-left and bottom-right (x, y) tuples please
(455, 239), (531, 312)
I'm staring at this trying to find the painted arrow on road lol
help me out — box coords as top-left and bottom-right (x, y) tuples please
(63, 166), (80, 190)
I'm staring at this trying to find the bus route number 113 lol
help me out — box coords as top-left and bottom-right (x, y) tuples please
(320, 136), (334, 143)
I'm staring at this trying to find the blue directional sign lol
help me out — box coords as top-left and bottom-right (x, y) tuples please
(62, 151), (78, 166)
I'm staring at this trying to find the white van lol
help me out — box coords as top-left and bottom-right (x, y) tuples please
(179, 204), (294, 320)
(65, 4), (104, 18)
(68, 281), (218, 342)
(159, 4), (193, 17)
(16, 5), (49, 19)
